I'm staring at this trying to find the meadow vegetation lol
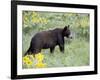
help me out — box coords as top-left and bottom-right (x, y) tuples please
(22, 11), (90, 68)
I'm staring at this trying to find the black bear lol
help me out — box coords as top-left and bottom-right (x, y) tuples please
(24, 25), (72, 56)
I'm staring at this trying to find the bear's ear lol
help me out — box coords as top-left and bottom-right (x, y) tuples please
(63, 25), (69, 31)
(63, 26), (67, 30)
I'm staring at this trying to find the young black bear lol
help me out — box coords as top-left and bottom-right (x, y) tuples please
(24, 25), (72, 56)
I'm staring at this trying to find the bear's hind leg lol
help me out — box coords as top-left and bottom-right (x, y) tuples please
(32, 49), (41, 54)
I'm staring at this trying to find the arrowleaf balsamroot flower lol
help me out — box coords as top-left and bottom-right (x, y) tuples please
(35, 62), (46, 68)
(23, 55), (33, 67)
(23, 53), (47, 68)
(35, 53), (47, 68)
(26, 60), (33, 66)
(23, 55), (30, 63)
(35, 53), (44, 62)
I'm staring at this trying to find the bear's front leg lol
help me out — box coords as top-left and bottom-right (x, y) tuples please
(59, 44), (64, 53)
(57, 34), (65, 53)
(50, 47), (55, 53)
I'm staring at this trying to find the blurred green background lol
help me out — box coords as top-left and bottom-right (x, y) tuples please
(22, 11), (90, 68)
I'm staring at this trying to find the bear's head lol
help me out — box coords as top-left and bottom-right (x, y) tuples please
(62, 25), (72, 38)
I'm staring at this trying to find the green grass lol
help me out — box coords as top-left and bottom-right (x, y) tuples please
(23, 33), (90, 68)
(42, 38), (89, 67)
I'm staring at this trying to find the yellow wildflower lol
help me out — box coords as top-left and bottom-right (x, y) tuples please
(39, 18), (43, 23)
(32, 12), (38, 17)
(23, 55), (30, 63)
(26, 60), (33, 66)
(35, 62), (46, 68)
(35, 53), (44, 61)
(23, 55), (33, 66)
(43, 18), (47, 23)
(32, 18), (40, 23)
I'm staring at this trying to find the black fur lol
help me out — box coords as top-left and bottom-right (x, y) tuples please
(24, 25), (71, 56)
